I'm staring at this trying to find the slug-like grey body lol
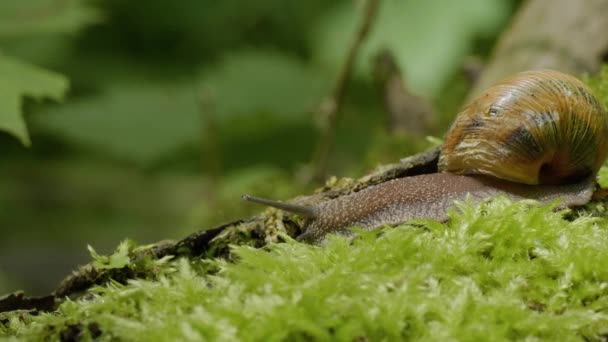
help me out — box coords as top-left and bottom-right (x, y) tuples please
(244, 173), (595, 244)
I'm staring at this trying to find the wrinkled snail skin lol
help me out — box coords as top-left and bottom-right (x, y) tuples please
(303, 174), (595, 244)
(243, 70), (608, 245)
(245, 173), (594, 244)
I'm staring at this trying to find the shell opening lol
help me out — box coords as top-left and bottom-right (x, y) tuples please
(538, 151), (592, 184)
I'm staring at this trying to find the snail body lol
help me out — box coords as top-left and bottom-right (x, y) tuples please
(243, 70), (608, 244)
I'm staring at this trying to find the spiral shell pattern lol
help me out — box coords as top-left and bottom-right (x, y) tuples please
(439, 70), (608, 184)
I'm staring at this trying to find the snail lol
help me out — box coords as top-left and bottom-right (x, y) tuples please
(243, 70), (608, 244)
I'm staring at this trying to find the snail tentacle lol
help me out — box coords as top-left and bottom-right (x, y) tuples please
(241, 195), (318, 218)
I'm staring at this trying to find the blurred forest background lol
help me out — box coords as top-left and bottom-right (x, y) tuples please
(0, 0), (523, 294)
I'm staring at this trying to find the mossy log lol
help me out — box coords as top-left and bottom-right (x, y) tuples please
(0, 148), (440, 313)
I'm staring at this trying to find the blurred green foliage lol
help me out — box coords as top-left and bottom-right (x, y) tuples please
(314, 0), (511, 97)
(585, 65), (608, 110)
(0, 0), (518, 293)
(0, 0), (101, 37)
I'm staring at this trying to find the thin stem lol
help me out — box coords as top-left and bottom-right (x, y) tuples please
(311, 0), (382, 182)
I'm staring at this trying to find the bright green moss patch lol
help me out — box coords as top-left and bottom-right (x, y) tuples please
(3, 198), (608, 341)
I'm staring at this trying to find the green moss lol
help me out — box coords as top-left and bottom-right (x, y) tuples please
(88, 241), (132, 270)
(3, 196), (608, 341)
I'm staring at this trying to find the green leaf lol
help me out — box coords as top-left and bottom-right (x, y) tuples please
(0, 53), (68, 145)
(0, 0), (102, 39)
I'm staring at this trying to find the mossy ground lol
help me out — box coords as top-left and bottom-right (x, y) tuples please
(3, 195), (608, 341)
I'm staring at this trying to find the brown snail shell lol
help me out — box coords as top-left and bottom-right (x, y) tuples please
(439, 70), (608, 184)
